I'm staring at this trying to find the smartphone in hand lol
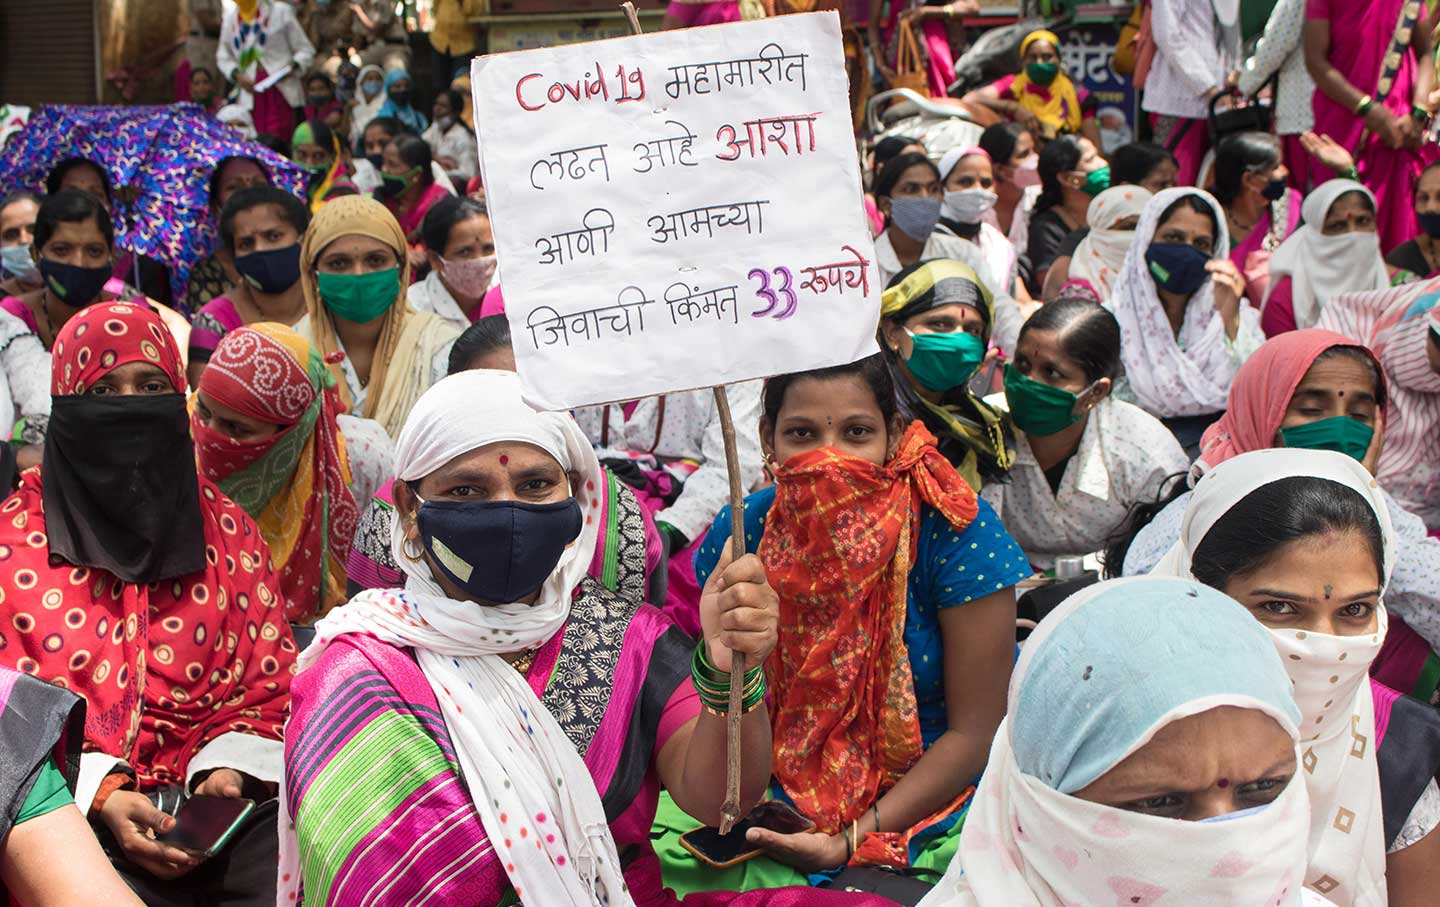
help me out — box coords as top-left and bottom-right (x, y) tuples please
(678, 800), (817, 869)
(155, 795), (255, 860)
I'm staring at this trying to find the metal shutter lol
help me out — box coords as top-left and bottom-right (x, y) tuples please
(0, 0), (99, 105)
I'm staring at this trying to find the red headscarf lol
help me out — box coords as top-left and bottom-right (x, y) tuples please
(194, 324), (357, 621)
(1196, 329), (1388, 476)
(3, 302), (295, 787)
(759, 422), (977, 837)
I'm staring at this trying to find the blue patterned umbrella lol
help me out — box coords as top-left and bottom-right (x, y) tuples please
(0, 103), (307, 308)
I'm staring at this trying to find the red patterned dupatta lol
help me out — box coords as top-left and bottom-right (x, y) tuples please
(759, 422), (978, 835)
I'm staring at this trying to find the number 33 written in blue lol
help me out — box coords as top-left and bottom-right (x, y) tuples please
(749, 267), (798, 320)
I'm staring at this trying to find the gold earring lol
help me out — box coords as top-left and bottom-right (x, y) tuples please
(403, 536), (424, 560)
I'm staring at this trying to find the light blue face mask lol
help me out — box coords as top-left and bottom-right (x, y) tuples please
(1197, 802), (1271, 824)
(0, 245), (35, 280)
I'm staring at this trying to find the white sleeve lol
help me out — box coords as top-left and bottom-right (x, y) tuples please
(4, 333), (51, 427)
(1380, 491), (1440, 652)
(76, 753), (125, 814)
(282, 5), (317, 71)
(658, 381), (766, 542)
(1237, 0), (1304, 95)
(185, 732), (284, 788)
(1151, 0), (1223, 99)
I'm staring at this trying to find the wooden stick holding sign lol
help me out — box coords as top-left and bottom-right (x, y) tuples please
(471, 4), (881, 840)
(619, 0), (748, 839)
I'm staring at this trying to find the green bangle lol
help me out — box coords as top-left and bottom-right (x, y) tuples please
(692, 644), (766, 713)
(1341, 166), (1360, 182)
(1412, 104), (1433, 126)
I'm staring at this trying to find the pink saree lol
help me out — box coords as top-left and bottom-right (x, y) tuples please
(1307, 0), (1438, 252)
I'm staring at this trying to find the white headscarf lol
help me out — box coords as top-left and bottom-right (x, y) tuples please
(1151, 448), (1393, 907)
(278, 370), (633, 907)
(348, 63), (388, 148)
(1264, 181), (1390, 331)
(1069, 185), (1152, 303)
(1106, 187), (1240, 418)
(919, 577), (1321, 907)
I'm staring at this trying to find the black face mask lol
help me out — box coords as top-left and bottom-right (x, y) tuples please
(1261, 176), (1287, 202)
(235, 244), (302, 295)
(39, 259), (110, 307)
(389, 89), (411, 107)
(366, 152), (385, 172)
(43, 394), (204, 583)
(1418, 212), (1440, 238)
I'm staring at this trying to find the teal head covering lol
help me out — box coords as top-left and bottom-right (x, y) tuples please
(1010, 576), (1301, 794)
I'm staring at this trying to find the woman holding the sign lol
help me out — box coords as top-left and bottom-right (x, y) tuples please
(297, 194), (461, 438)
(281, 370), (893, 907)
(655, 354), (1025, 892)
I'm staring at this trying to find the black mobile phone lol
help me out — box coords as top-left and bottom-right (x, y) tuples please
(155, 795), (255, 859)
(678, 800), (817, 869)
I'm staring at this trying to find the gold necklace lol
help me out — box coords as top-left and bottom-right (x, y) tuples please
(510, 648), (538, 675)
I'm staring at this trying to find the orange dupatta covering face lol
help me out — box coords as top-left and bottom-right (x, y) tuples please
(759, 421), (978, 836)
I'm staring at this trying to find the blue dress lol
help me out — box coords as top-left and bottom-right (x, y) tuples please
(693, 485), (1029, 747)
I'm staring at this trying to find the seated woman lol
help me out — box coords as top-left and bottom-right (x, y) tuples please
(1117, 329), (1440, 672)
(0, 302), (295, 907)
(1105, 187), (1259, 454)
(187, 186), (311, 385)
(880, 261), (1012, 490)
(45, 158), (170, 305)
(1025, 135), (1109, 295)
(193, 323), (395, 623)
(346, 315), (662, 605)
(289, 119), (358, 211)
(0, 666), (144, 907)
(962, 29), (1102, 148)
(377, 133), (451, 256)
(1263, 180), (1390, 336)
(1152, 449), (1440, 906)
(935, 147), (1030, 308)
(981, 298), (1186, 570)
(1043, 184), (1150, 302)
(279, 369), (889, 907)
(408, 196), (496, 331)
(1387, 163), (1440, 281)
(977, 123), (1040, 263)
(657, 355), (1026, 891)
(297, 194), (460, 438)
(2, 190), (190, 357)
(0, 189), (41, 296)
(1212, 132), (1302, 308)
(919, 577), (1333, 906)
(421, 88), (479, 186)
(1317, 281), (1440, 531)
(182, 156), (273, 314)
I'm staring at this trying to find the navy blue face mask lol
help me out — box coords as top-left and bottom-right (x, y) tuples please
(412, 492), (583, 603)
(234, 243), (302, 294)
(1417, 211), (1440, 238)
(1144, 242), (1212, 296)
(39, 258), (110, 306)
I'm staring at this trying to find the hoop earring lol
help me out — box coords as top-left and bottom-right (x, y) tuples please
(403, 536), (424, 561)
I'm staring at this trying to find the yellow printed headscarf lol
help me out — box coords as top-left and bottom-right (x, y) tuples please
(1010, 29), (1084, 137)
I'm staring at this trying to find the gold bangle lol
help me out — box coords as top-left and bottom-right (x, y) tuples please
(1355, 93), (1375, 116)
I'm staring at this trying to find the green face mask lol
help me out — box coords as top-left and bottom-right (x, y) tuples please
(1025, 61), (1060, 86)
(903, 329), (987, 393)
(1082, 165), (1111, 198)
(1279, 416), (1374, 463)
(317, 267), (400, 323)
(1004, 363), (1091, 436)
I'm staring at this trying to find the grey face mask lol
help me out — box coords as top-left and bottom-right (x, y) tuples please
(889, 196), (942, 242)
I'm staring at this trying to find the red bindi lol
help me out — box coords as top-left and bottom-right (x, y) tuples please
(1217, 778), (1230, 789)
(499, 455), (509, 466)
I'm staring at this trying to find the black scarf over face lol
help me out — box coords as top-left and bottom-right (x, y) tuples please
(42, 394), (205, 583)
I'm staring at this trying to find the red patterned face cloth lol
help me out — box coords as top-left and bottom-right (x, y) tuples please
(759, 421), (978, 836)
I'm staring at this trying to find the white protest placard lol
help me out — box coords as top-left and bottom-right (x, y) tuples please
(471, 12), (880, 411)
